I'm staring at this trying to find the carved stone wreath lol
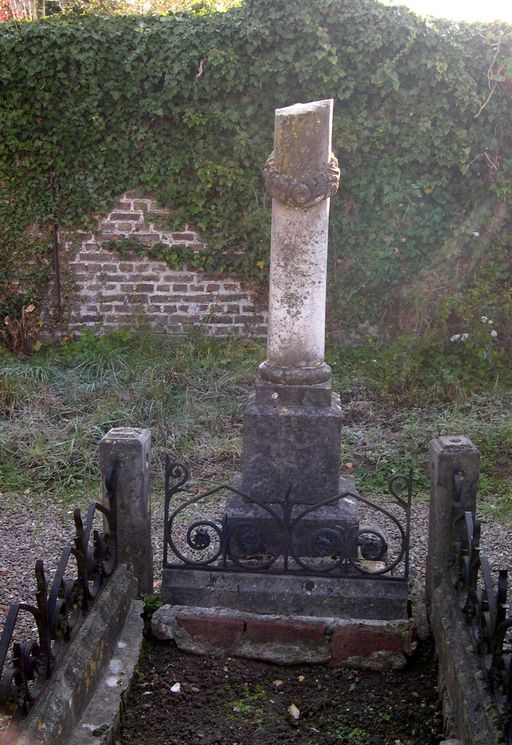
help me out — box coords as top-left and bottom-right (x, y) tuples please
(263, 151), (340, 208)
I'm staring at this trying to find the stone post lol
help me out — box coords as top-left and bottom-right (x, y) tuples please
(240, 100), (343, 504)
(99, 427), (153, 595)
(426, 435), (480, 603)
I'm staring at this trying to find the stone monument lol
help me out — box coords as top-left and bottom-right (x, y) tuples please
(226, 99), (358, 556)
(162, 99), (409, 624)
(242, 99), (342, 502)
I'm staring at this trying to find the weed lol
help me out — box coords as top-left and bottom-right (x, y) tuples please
(1, 304), (43, 355)
(332, 722), (369, 743)
(226, 682), (268, 722)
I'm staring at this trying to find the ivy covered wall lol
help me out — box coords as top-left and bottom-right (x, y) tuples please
(0, 0), (511, 343)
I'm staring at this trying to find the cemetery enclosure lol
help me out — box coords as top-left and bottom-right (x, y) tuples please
(1, 426), (510, 745)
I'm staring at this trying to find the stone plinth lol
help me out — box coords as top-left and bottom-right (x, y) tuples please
(152, 605), (414, 670)
(225, 476), (358, 558)
(241, 389), (343, 503)
(161, 570), (409, 621)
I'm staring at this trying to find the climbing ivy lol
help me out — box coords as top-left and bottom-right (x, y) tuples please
(0, 0), (511, 339)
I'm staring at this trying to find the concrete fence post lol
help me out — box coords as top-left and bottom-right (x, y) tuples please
(426, 435), (480, 604)
(99, 427), (153, 595)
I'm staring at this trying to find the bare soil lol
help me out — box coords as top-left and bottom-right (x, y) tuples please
(119, 638), (443, 745)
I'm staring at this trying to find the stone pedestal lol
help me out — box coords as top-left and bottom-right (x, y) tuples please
(241, 388), (343, 503)
(225, 476), (359, 560)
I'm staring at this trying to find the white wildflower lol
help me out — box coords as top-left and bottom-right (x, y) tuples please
(481, 316), (488, 322)
(461, 333), (469, 341)
(472, 231), (480, 237)
(450, 334), (461, 342)
(488, 319), (493, 324)
(491, 329), (498, 338)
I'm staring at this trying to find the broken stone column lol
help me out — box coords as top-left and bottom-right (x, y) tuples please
(224, 100), (358, 558)
(241, 99), (343, 503)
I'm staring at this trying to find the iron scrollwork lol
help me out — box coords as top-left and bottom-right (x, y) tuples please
(451, 470), (512, 744)
(164, 457), (412, 580)
(0, 459), (118, 733)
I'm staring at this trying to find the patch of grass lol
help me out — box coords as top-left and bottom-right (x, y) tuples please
(226, 682), (268, 722)
(1, 329), (510, 523)
(332, 721), (369, 743)
(0, 329), (261, 500)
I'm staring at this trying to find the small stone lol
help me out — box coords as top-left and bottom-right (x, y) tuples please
(297, 675), (305, 682)
(273, 679), (284, 688)
(287, 703), (300, 722)
(170, 682), (181, 694)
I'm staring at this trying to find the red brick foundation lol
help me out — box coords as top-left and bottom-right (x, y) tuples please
(152, 605), (415, 668)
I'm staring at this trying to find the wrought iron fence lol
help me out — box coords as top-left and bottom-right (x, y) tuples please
(451, 477), (512, 745)
(164, 458), (412, 580)
(0, 460), (118, 733)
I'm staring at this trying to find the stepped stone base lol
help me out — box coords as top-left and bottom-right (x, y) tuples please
(152, 605), (415, 669)
(161, 568), (409, 620)
(225, 475), (359, 559)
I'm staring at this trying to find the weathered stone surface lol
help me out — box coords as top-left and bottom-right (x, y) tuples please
(161, 569), (409, 620)
(260, 99), (336, 385)
(329, 623), (410, 663)
(152, 606), (412, 668)
(426, 435), (480, 601)
(225, 477), (358, 558)
(72, 597), (144, 745)
(99, 427), (153, 594)
(241, 394), (343, 503)
(429, 578), (501, 745)
(254, 379), (333, 408)
(175, 614), (245, 654)
(15, 565), (142, 745)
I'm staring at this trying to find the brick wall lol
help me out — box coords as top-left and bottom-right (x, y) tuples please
(64, 192), (267, 337)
